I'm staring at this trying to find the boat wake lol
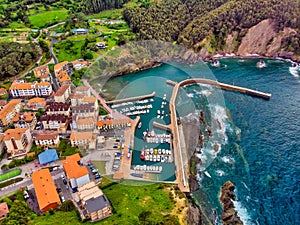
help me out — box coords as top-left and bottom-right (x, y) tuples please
(289, 67), (299, 78)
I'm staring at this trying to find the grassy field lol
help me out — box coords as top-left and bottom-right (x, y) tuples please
(86, 9), (123, 20)
(0, 169), (22, 182)
(92, 160), (106, 174)
(30, 182), (179, 225)
(54, 40), (86, 62)
(29, 10), (68, 28)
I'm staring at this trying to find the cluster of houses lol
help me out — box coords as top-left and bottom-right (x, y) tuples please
(31, 153), (112, 221)
(0, 58), (134, 222)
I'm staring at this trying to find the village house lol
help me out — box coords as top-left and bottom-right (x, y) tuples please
(4, 128), (32, 158)
(76, 181), (112, 222)
(75, 117), (95, 131)
(75, 86), (91, 97)
(33, 65), (50, 78)
(0, 99), (22, 127)
(9, 80), (52, 98)
(72, 59), (89, 70)
(0, 100), (7, 110)
(26, 97), (46, 110)
(72, 103), (98, 120)
(54, 84), (72, 103)
(97, 118), (131, 130)
(95, 42), (106, 49)
(70, 94), (85, 107)
(35, 132), (60, 148)
(62, 154), (90, 189)
(45, 102), (71, 116)
(82, 97), (98, 110)
(12, 112), (37, 130)
(31, 169), (61, 212)
(0, 88), (7, 97)
(72, 28), (88, 35)
(39, 114), (70, 132)
(70, 131), (95, 149)
(56, 69), (71, 84)
(54, 61), (73, 85)
(0, 202), (9, 220)
(40, 73), (51, 83)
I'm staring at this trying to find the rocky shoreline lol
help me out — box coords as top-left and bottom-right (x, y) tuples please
(220, 181), (243, 225)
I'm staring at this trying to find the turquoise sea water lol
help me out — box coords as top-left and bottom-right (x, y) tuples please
(103, 58), (300, 225)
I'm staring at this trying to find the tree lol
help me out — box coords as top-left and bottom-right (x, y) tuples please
(4, 200), (31, 225)
(84, 51), (93, 59)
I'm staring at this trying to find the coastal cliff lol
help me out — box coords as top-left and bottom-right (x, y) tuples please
(199, 19), (300, 62)
(220, 181), (243, 225)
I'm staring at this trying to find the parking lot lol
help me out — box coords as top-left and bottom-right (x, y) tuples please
(54, 175), (72, 203)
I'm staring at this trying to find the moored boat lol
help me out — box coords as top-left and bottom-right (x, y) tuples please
(256, 60), (266, 68)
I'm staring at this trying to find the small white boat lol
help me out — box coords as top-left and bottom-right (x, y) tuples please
(157, 155), (161, 162)
(162, 110), (165, 115)
(149, 155), (153, 161)
(161, 156), (165, 163)
(153, 155), (157, 162)
(161, 116), (164, 120)
(157, 115), (160, 119)
(157, 110), (160, 114)
(150, 148), (154, 154)
(162, 149), (166, 155)
(204, 171), (211, 178)
(158, 149), (162, 154)
(256, 60), (266, 68)
(161, 105), (164, 108)
(138, 122), (142, 129)
(145, 155), (149, 161)
(211, 60), (220, 67)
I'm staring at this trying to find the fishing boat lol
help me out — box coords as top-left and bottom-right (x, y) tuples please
(162, 149), (166, 155)
(256, 60), (266, 68)
(204, 171), (212, 178)
(158, 149), (162, 154)
(161, 156), (165, 162)
(154, 149), (158, 154)
(138, 122), (142, 129)
(157, 155), (161, 162)
(140, 149), (145, 160)
(150, 148), (154, 154)
(146, 148), (149, 155)
(153, 155), (157, 162)
(145, 155), (149, 161)
(149, 155), (153, 161)
(211, 60), (220, 67)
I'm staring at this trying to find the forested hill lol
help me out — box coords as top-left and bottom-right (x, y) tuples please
(123, 0), (300, 60)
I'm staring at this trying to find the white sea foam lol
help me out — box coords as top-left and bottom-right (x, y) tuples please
(187, 93), (194, 98)
(221, 156), (235, 164)
(232, 200), (254, 225)
(289, 67), (299, 78)
(216, 169), (225, 176)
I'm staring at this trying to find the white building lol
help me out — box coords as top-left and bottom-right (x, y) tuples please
(9, 80), (52, 98)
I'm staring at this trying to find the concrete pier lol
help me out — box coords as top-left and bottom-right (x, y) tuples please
(167, 78), (271, 100)
(152, 122), (172, 131)
(106, 91), (156, 104)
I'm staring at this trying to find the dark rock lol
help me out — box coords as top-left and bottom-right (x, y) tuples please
(220, 181), (243, 225)
(187, 203), (202, 225)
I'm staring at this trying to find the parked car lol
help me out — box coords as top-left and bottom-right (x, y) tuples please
(95, 174), (101, 179)
(66, 185), (69, 190)
(62, 178), (67, 185)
